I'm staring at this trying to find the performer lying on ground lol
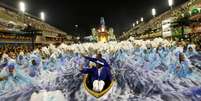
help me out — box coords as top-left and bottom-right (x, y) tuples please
(80, 53), (112, 92)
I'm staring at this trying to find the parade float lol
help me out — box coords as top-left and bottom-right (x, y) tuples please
(85, 17), (116, 43)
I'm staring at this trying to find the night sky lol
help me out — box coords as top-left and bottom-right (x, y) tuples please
(1, 0), (187, 37)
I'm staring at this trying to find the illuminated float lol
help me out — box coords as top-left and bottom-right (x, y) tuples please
(90, 17), (116, 43)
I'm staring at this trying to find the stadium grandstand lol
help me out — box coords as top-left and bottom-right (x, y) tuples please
(0, 2), (74, 50)
(121, 0), (201, 45)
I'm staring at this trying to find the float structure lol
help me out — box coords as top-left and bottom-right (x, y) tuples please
(91, 17), (116, 43)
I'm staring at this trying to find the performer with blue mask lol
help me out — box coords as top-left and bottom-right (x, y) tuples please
(143, 46), (161, 70)
(185, 45), (198, 58)
(0, 62), (16, 91)
(16, 54), (24, 65)
(43, 55), (58, 71)
(28, 56), (41, 77)
(117, 49), (128, 62)
(134, 47), (145, 65)
(114, 49), (128, 69)
(58, 52), (66, 65)
(0, 61), (32, 92)
(169, 52), (192, 78)
(0, 54), (9, 70)
(16, 52), (29, 70)
(9, 62), (33, 88)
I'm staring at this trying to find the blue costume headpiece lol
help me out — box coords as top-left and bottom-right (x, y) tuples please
(7, 63), (15, 70)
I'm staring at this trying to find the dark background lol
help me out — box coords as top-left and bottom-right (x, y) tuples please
(1, 0), (187, 37)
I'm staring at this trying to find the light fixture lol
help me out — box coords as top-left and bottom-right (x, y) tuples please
(19, 1), (26, 13)
(152, 8), (156, 17)
(40, 11), (45, 21)
(141, 17), (144, 22)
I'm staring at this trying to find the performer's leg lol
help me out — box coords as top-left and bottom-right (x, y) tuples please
(93, 80), (99, 92)
(98, 80), (105, 92)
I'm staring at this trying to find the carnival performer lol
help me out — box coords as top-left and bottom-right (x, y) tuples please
(169, 52), (192, 78)
(80, 53), (112, 92)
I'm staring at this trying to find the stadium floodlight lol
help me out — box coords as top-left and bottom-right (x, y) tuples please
(40, 11), (45, 21)
(152, 8), (156, 17)
(141, 17), (144, 22)
(19, 1), (26, 13)
(136, 20), (139, 24)
(133, 23), (135, 27)
(168, 0), (173, 9)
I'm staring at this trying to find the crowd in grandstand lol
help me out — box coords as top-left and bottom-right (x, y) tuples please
(0, 44), (43, 59)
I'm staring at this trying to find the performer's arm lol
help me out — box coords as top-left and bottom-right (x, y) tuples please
(84, 56), (98, 63)
(79, 64), (93, 74)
